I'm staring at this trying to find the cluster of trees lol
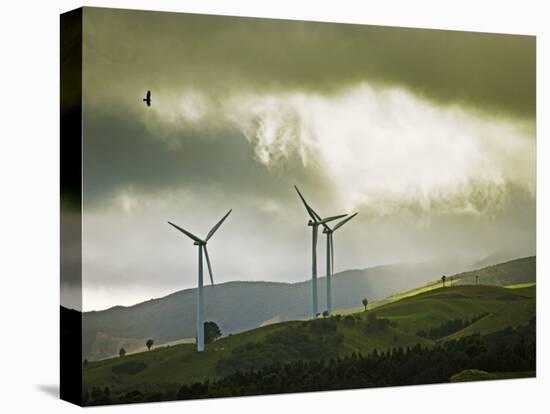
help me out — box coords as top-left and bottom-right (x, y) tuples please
(216, 314), (391, 376)
(216, 319), (343, 375)
(417, 313), (489, 340)
(204, 321), (222, 344)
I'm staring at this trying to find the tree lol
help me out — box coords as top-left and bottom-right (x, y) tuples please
(119, 347), (126, 358)
(146, 339), (154, 351)
(362, 297), (369, 312)
(204, 321), (222, 345)
(441, 275), (446, 288)
(322, 310), (329, 318)
(83, 358), (88, 368)
(476, 275), (479, 285)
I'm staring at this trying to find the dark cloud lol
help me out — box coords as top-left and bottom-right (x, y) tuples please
(82, 110), (331, 207)
(83, 7), (535, 118)
(72, 7), (536, 310)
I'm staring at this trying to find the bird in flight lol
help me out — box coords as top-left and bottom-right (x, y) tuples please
(143, 90), (151, 107)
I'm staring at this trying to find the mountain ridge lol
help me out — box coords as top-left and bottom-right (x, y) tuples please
(82, 256), (535, 360)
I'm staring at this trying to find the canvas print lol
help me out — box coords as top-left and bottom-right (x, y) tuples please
(60, 7), (536, 406)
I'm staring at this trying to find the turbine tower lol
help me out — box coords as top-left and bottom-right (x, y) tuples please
(168, 209), (232, 352)
(321, 212), (358, 315)
(294, 185), (347, 318)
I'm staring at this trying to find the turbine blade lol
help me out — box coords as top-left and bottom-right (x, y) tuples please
(294, 185), (321, 222)
(319, 214), (347, 224)
(206, 209), (232, 241)
(333, 212), (358, 231)
(168, 221), (203, 243)
(203, 245), (214, 286)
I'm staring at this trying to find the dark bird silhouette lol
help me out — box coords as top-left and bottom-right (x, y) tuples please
(143, 90), (151, 107)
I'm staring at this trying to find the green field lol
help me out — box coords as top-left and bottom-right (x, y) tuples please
(83, 283), (535, 397)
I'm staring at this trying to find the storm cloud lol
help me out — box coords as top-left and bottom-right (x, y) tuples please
(73, 7), (535, 311)
(82, 7), (535, 117)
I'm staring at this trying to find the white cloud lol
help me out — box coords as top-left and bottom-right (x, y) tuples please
(225, 84), (535, 216)
(79, 84), (535, 310)
(137, 83), (535, 216)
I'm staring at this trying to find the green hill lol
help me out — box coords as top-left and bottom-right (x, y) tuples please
(339, 256), (535, 315)
(83, 283), (535, 399)
(83, 256), (535, 361)
(452, 256), (535, 286)
(83, 259), (471, 360)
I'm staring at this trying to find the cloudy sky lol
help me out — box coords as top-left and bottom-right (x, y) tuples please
(69, 7), (535, 311)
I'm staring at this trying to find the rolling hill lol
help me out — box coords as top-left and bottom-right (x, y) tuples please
(338, 255), (536, 315)
(82, 281), (535, 399)
(451, 256), (536, 286)
(83, 259), (484, 360)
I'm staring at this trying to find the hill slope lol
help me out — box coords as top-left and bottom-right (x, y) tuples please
(83, 259), (475, 360)
(339, 256), (536, 315)
(83, 283), (535, 397)
(452, 256), (535, 286)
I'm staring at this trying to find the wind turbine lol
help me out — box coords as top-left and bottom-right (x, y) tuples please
(294, 185), (347, 318)
(321, 212), (358, 315)
(168, 209), (232, 352)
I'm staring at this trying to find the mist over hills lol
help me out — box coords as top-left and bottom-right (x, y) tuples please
(82, 256), (535, 360)
(452, 256), (535, 286)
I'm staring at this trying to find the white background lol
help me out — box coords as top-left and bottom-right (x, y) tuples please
(0, 0), (547, 412)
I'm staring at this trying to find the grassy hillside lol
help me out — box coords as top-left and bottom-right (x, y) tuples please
(83, 283), (535, 398)
(338, 256), (535, 315)
(83, 259), (468, 360)
(452, 256), (535, 286)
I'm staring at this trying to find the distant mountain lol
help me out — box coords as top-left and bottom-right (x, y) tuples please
(82, 257), (535, 360)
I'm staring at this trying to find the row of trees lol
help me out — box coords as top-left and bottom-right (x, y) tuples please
(417, 313), (489, 340)
(178, 319), (536, 399)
